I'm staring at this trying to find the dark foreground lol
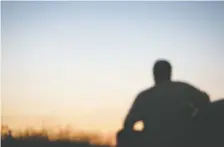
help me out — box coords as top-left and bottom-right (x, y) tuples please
(117, 99), (224, 147)
(1, 138), (111, 147)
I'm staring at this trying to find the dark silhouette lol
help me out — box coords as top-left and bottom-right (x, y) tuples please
(1, 125), (112, 147)
(1, 136), (109, 147)
(192, 99), (224, 147)
(1, 128), (111, 147)
(117, 59), (211, 147)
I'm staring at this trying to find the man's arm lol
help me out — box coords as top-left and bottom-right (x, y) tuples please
(123, 93), (144, 130)
(186, 85), (211, 117)
(192, 89), (210, 108)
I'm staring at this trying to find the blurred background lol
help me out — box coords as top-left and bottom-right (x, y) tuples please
(1, 1), (224, 146)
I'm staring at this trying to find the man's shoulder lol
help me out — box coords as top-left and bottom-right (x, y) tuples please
(136, 81), (181, 97)
(138, 81), (204, 96)
(173, 81), (209, 97)
(136, 86), (157, 99)
(172, 81), (192, 86)
(172, 81), (199, 90)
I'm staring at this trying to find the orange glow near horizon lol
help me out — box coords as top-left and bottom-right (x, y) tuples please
(1, 124), (117, 146)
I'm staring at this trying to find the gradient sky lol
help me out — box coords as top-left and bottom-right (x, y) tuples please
(1, 1), (224, 133)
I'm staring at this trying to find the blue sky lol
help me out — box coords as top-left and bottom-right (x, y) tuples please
(1, 1), (224, 132)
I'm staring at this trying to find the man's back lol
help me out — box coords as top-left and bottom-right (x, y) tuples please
(122, 81), (210, 147)
(124, 81), (210, 134)
(136, 81), (209, 130)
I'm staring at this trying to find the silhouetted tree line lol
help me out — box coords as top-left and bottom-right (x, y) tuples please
(1, 125), (112, 147)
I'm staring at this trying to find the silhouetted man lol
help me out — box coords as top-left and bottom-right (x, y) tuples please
(117, 59), (210, 147)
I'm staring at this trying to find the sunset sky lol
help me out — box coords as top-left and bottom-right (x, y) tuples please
(1, 1), (224, 133)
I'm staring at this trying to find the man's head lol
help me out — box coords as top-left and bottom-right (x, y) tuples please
(153, 60), (172, 84)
